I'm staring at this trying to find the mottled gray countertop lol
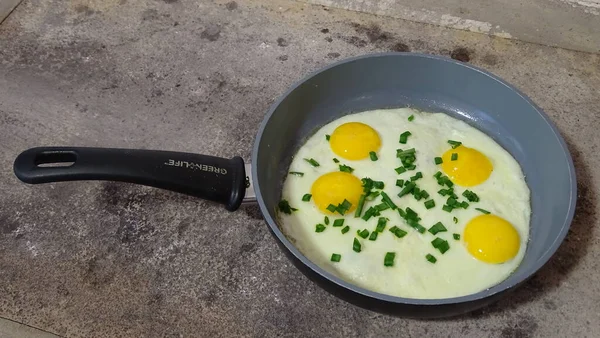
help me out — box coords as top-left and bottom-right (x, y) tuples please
(0, 0), (599, 337)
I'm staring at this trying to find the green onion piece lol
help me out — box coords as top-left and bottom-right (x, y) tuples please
(375, 203), (390, 211)
(384, 252), (396, 267)
(358, 229), (369, 239)
(354, 194), (367, 218)
(447, 197), (458, 206)
(404, 164), (416, 170)
(396, 148), (416, 158)
(420, 190), (430, 199)
(368, 231), (378, 241)
(444, 178), (454, 188)
(376, 217), (388, 232)
(333, 158), (340, 163)
(407, 219), (426, 233)
(438, 188), (450, 196)
(333, 219), (344, 227)
(398, 182), (416, 198)
(339, 164), (354, 173)
(369, 151), (378, 161)
(476, 208), (491, 214)
(426, 254), (437, 263)
(434, 171), (442, 179)
(353, 238), (361, 252)
(397, 208), (406, 218)
(410, 172), (423, 181)
(341, 225), (350, 234)
(453, 217), (458, 224)
(431, 237), (450, 254)
(428, 222), (447, 235)
(448, 140), (462, 149)
(396, 179), (404, 187)
(302, 194), (312, 202)
(395, 166), (406, 174)
(442, 205), (453, 212)
(315, 224), (326, 232)
(399, 131), (412, 144)
(326, 134), (331, 141)
(331, 253), (341, 262)
(412, 187), (423, 201)
(453, 233), (461, 240)
(408, 114), (415, 121)
(404, 207), (420, 221)
(304, 158), (320, 167)
(434, 157), (443, 165)
(389, 226), (408, 238)
(278, 200), (297, 215)
(451, 153), (458, 161)
(373, 181), (384, 189)
(340, 199), (351, 212)
(289, 171), (304, 177)
(361, 207), (379, 221)
(460, 201), (469, 209)
(324, 216), (330, 225)
(424, 199), (436, 209)
(380, 192), (398, 210)
(326, 204), (337, 213)
(462, 190), (480, 202)
(366, 191), (380, 201)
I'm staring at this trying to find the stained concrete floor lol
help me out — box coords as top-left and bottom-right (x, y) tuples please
(0, 0), (599, 337)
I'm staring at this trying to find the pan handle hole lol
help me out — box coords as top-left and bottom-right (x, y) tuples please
(35, 151), (77, 168)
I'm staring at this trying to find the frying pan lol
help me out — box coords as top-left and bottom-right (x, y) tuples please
(13, 53), (576, 318)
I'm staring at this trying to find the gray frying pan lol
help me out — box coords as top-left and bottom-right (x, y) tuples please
(14, 53), (576, 318)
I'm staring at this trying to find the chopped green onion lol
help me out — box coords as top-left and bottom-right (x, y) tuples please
(358, 229), (369, 239)
(389, 226), (408, 238)
(398, 182), (416, 198)
(476, 208), (491, 214)
(447, 197), (458, 207)
(395, 166), (406, 174)
(412, 187), (421, 201)
(375, 203), (390, 211)
(444, 178), (454, 188)
(396, 148), (416, 159)
(431, 237), (450, 254)
(338, 199), (352, 214)
(368, 231), (378, 241)
(304, 158), (320, 167)
(341, 225), (350, 234)
(404, 164), (416, 170)
(361, 206), (379, 221)
(448, 140), (462, 149)
(324, 216), (330, 225)
(333, 158), (340, 163)
(453, 217), (458, 224)
(426, 254), (437, 263)
(366, 191), (380, 201)
(331, 253), (341, 262)
(396, 179), (404, 187)
(384, 252), (396, 267)
(398, 208), (406, 218)
(326, 204), (337, 213)
(460, 201), (469, 209)
(451, 153), (458, 161)
(376, 217), (388, 232)
(424, 199), (436, 209)
(353, 238), (361, 252)
(410, 172), (423, 181)
(289, 171), (304, 177)
(333, 219), (344, 227)
(315, 224), (326, 232)
(407, 219), (426, 233)
(404, 207), (420, 221)
(278, 200), (297, 214)
(434, 157), (443, 165)
(354, 194), (367, 218)
(302, 194), (312, 202)
(420, 190), (430, 199)
(339, 164), (354, 173)
(462, 190), (480, 202)
(380, 192), (398, 210)
(373, 181), (384, 189)
(369, 151), (378, 161)
(438, 188), (451, 196)
(428, 222), (447, 235)
(453, 233), (461, 240)
(434, 171), (442, 179)
(408, 114), (415, 121)
(326, 134), (331, 141)
(442, 205), (453, 212)
(399, 131), (412, 144)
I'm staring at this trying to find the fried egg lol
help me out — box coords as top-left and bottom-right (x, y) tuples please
(279, 108), (530, 299)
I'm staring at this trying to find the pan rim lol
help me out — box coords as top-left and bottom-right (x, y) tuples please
(251, 52), (577, 306)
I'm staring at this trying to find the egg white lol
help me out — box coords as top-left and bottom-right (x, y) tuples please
(280, 108), (531, 299)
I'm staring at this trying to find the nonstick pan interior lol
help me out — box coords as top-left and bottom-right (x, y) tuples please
(252, 53), (576, 315)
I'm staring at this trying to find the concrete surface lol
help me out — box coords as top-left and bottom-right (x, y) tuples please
(303, 0), (600, 53)
(0, 317), (59, 338)
(0, 0), (599, 337)
(0, 0), (23, 23)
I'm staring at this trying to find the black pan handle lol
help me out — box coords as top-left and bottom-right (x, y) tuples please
(13, 147), (247, 211)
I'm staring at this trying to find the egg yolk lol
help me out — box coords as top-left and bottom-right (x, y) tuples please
(310, 172), (363, 214)
(464, 214), (520, 264)
(441, 145), (493, 187)
(329, 122), (381, 161)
